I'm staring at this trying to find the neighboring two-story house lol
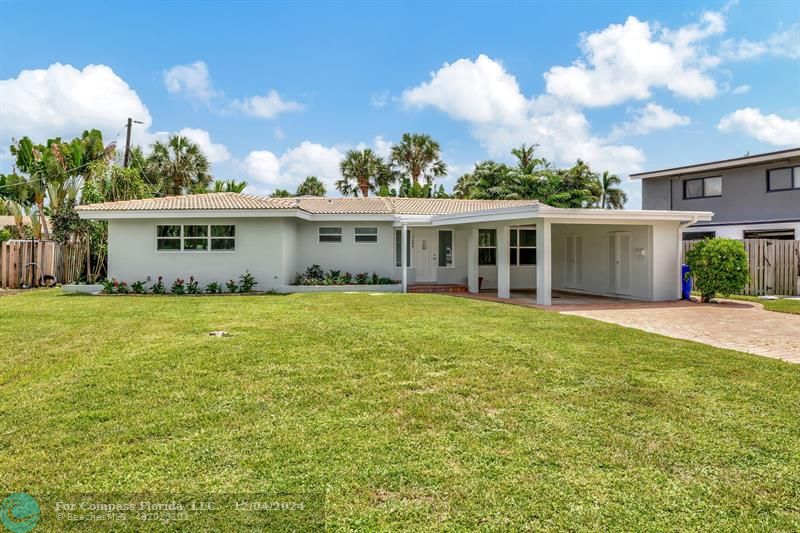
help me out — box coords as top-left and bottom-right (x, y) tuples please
(632, 148), (800, 240)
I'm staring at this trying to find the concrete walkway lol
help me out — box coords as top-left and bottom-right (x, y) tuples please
(563, 299), (800, 363)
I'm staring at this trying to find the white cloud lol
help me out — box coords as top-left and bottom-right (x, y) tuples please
(609, 103), (690, 140)
(229, 90), (304, 119)
(544, 13), (724, 107)
(731, 84), (750, 95)
(177, 128), (230, 163)
(0, 63), (152, 146)
(717, 108), (800, 146)
(163, 61), (217, 104)
(370, 91), (389, 108)
(244, 141), (344, 194)
(720, 24), (800, 60)
(401, 56), (644, 176)
(372, 136), (393, 159)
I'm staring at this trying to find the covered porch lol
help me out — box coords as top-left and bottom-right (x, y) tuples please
(397, 207), (707, 305)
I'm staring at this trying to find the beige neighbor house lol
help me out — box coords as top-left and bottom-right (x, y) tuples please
(76, 193), (712, 305)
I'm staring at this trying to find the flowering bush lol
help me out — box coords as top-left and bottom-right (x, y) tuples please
(171, 278), (186, 295)
(187, 276), (200, 294)
(292, 265), (396, 285)
(151, 276), (166, 294)
(131, 281), (146, 294)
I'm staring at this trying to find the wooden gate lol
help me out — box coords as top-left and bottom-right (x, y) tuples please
(0, 239), (88, 288)
(682, 239), (800, 296)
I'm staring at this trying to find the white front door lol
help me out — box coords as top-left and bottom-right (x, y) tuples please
(414, 229), (436, 282)
(564, 234), (583, 289)
(608, 232), (631, 294)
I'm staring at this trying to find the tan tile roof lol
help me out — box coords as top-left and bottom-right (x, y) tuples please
(76, 192), (542, 216)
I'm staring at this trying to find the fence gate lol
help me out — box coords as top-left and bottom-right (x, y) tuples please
(0, 239), (88, 289)
(682, 239), (800, 296)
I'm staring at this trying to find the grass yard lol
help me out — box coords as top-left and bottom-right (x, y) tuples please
(1, 290), (798, 530)
(722, 294), (800, 315)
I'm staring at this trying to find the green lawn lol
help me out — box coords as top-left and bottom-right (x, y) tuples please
(722, 294), (800, 315)
(1, 290), (798, 531)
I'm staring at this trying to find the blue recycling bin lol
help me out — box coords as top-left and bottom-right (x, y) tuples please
(681, 264), (692, 300)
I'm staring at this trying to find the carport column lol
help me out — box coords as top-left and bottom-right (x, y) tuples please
(467, 227), (479, 293)
(497, 225), (511, 299)
(401, 224), (408, 293)
(536, 218), (552, 305)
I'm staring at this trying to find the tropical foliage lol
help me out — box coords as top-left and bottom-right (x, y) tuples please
(292, 264), (397, 285)
(389, 133), (447, 186)
(686, 238), (749, 302)
(336, 149), (391, 197)
(146, 134), (212, 195)
(597, 171), (627, 209)
(211, 179), (248, 193)
(296, 176), (326, 196)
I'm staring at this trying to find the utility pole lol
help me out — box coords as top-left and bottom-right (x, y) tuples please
(123, 118), (144, 168)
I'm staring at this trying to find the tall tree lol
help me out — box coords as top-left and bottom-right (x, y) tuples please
(389, 133), (447, 186)
(295, 176), (326, 196)
(211, 179), (248, 193)
(337, 149), (389, 197)
(596, 171), (627, 209)
(271, 188), (293, 198)
(146, 135), (212, 195)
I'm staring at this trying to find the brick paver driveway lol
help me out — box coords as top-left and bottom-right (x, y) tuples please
(562, 299), (800, 363)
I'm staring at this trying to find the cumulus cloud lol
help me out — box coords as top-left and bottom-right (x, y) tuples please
(229, 90), (304, 119)
(177, 128), (230, 163)
(163, 61), (218, 104)
(401, 55), (644, 176)
(720, 24), (800, 60)
(544, 13), (724, 107)
(717, 108), (800, 146)
(244, 142), (345, 194)
(0, 63), (152, 146)
(608, 103), (690, 140)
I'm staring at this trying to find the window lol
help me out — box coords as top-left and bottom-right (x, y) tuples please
(318, 227), (342, 243)
(767, 166), (800, 192)
(354, 227), (378, 243)
(394, 229), (411, 267)
(510, 228), (536, 265)
(743, 229), (795, 240)
(682, 231), (715, 241)
(438, 230), (453, 267)
(156, 224), (236, 252)
(684, 176), (722, 199)
(478, 229), (496, 265)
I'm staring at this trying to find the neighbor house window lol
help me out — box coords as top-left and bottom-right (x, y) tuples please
(767, 166), (800, 192)
(510, 228), (536, 265)
(438, 230), (453, 267)
(318, 227), (342, 243)
(394, 229), (411, 267)
(354, 227), (378, 243)
(478, 229), (496, 266)
(682, 231), (715, 241)
(684, 176), (722, 199)
(156, 224), (236, 252)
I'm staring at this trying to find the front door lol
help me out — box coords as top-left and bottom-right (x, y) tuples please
(414, 229), (436, 282)
(608, 232), (631, 294)
(564, 234), (584, 289)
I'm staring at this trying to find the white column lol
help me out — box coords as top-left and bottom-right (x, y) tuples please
(497, 225), (510, 299)
(401, 224), (408, 293)
(536, 218), (552, 305)
(467, 227), (479, 293)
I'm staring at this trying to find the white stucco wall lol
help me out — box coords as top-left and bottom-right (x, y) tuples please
(107, 218), (292, 290)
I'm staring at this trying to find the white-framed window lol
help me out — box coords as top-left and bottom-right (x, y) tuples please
(510, 228), (536, 265)
(318, 227), (342, 243)
(394, 229), (412, 267)
(354, 227), (378, 244)
(478, 229), (496, 266)
(156, 224), (236, 252)
(438, 230), (454, 267)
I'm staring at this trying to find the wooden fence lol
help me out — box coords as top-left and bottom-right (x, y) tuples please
(682, 239), (800, 296)
(0, 239), (88, 289)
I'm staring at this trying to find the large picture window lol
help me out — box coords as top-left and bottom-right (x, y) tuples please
(684, 176), (722, 199)
(767, 166), (800, 192)
(394, 229), (411, 267)
(156, 224), (236, 252)
(478, 229), (496, 266)
(438, 230), (453, 267)
(510, 228), (536, 265)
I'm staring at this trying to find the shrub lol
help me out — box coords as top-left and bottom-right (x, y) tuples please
(355, 272), (369, 285)
(117, 281), (130, 294)
(171, 278), (186, 295)
(101, 278), (116, 294)
(205, 281), (223, 294)
(686, 238), (749, 302)
(239, 271), (257, 293)
(226, 280), (238, 293)
(130, 281), (146, 294)
(151, 276), (166, 295)
(291, 265), (398, 286)
(187, 276), (200, 294)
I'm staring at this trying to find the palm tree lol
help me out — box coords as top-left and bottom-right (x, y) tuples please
(597, 171), (627, 209)
(212, 179), (248, 193)
(295, 176), (326, 196)
(389, 133), (447, 186)
(146, 135), (212, 195)
(337, 149), (389, 197)
(270, 188), (293, 198)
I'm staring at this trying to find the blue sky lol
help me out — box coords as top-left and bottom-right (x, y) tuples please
(1, 0), (798, 207)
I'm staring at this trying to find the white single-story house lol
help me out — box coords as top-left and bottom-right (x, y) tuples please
(76, 193), (712, 304)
